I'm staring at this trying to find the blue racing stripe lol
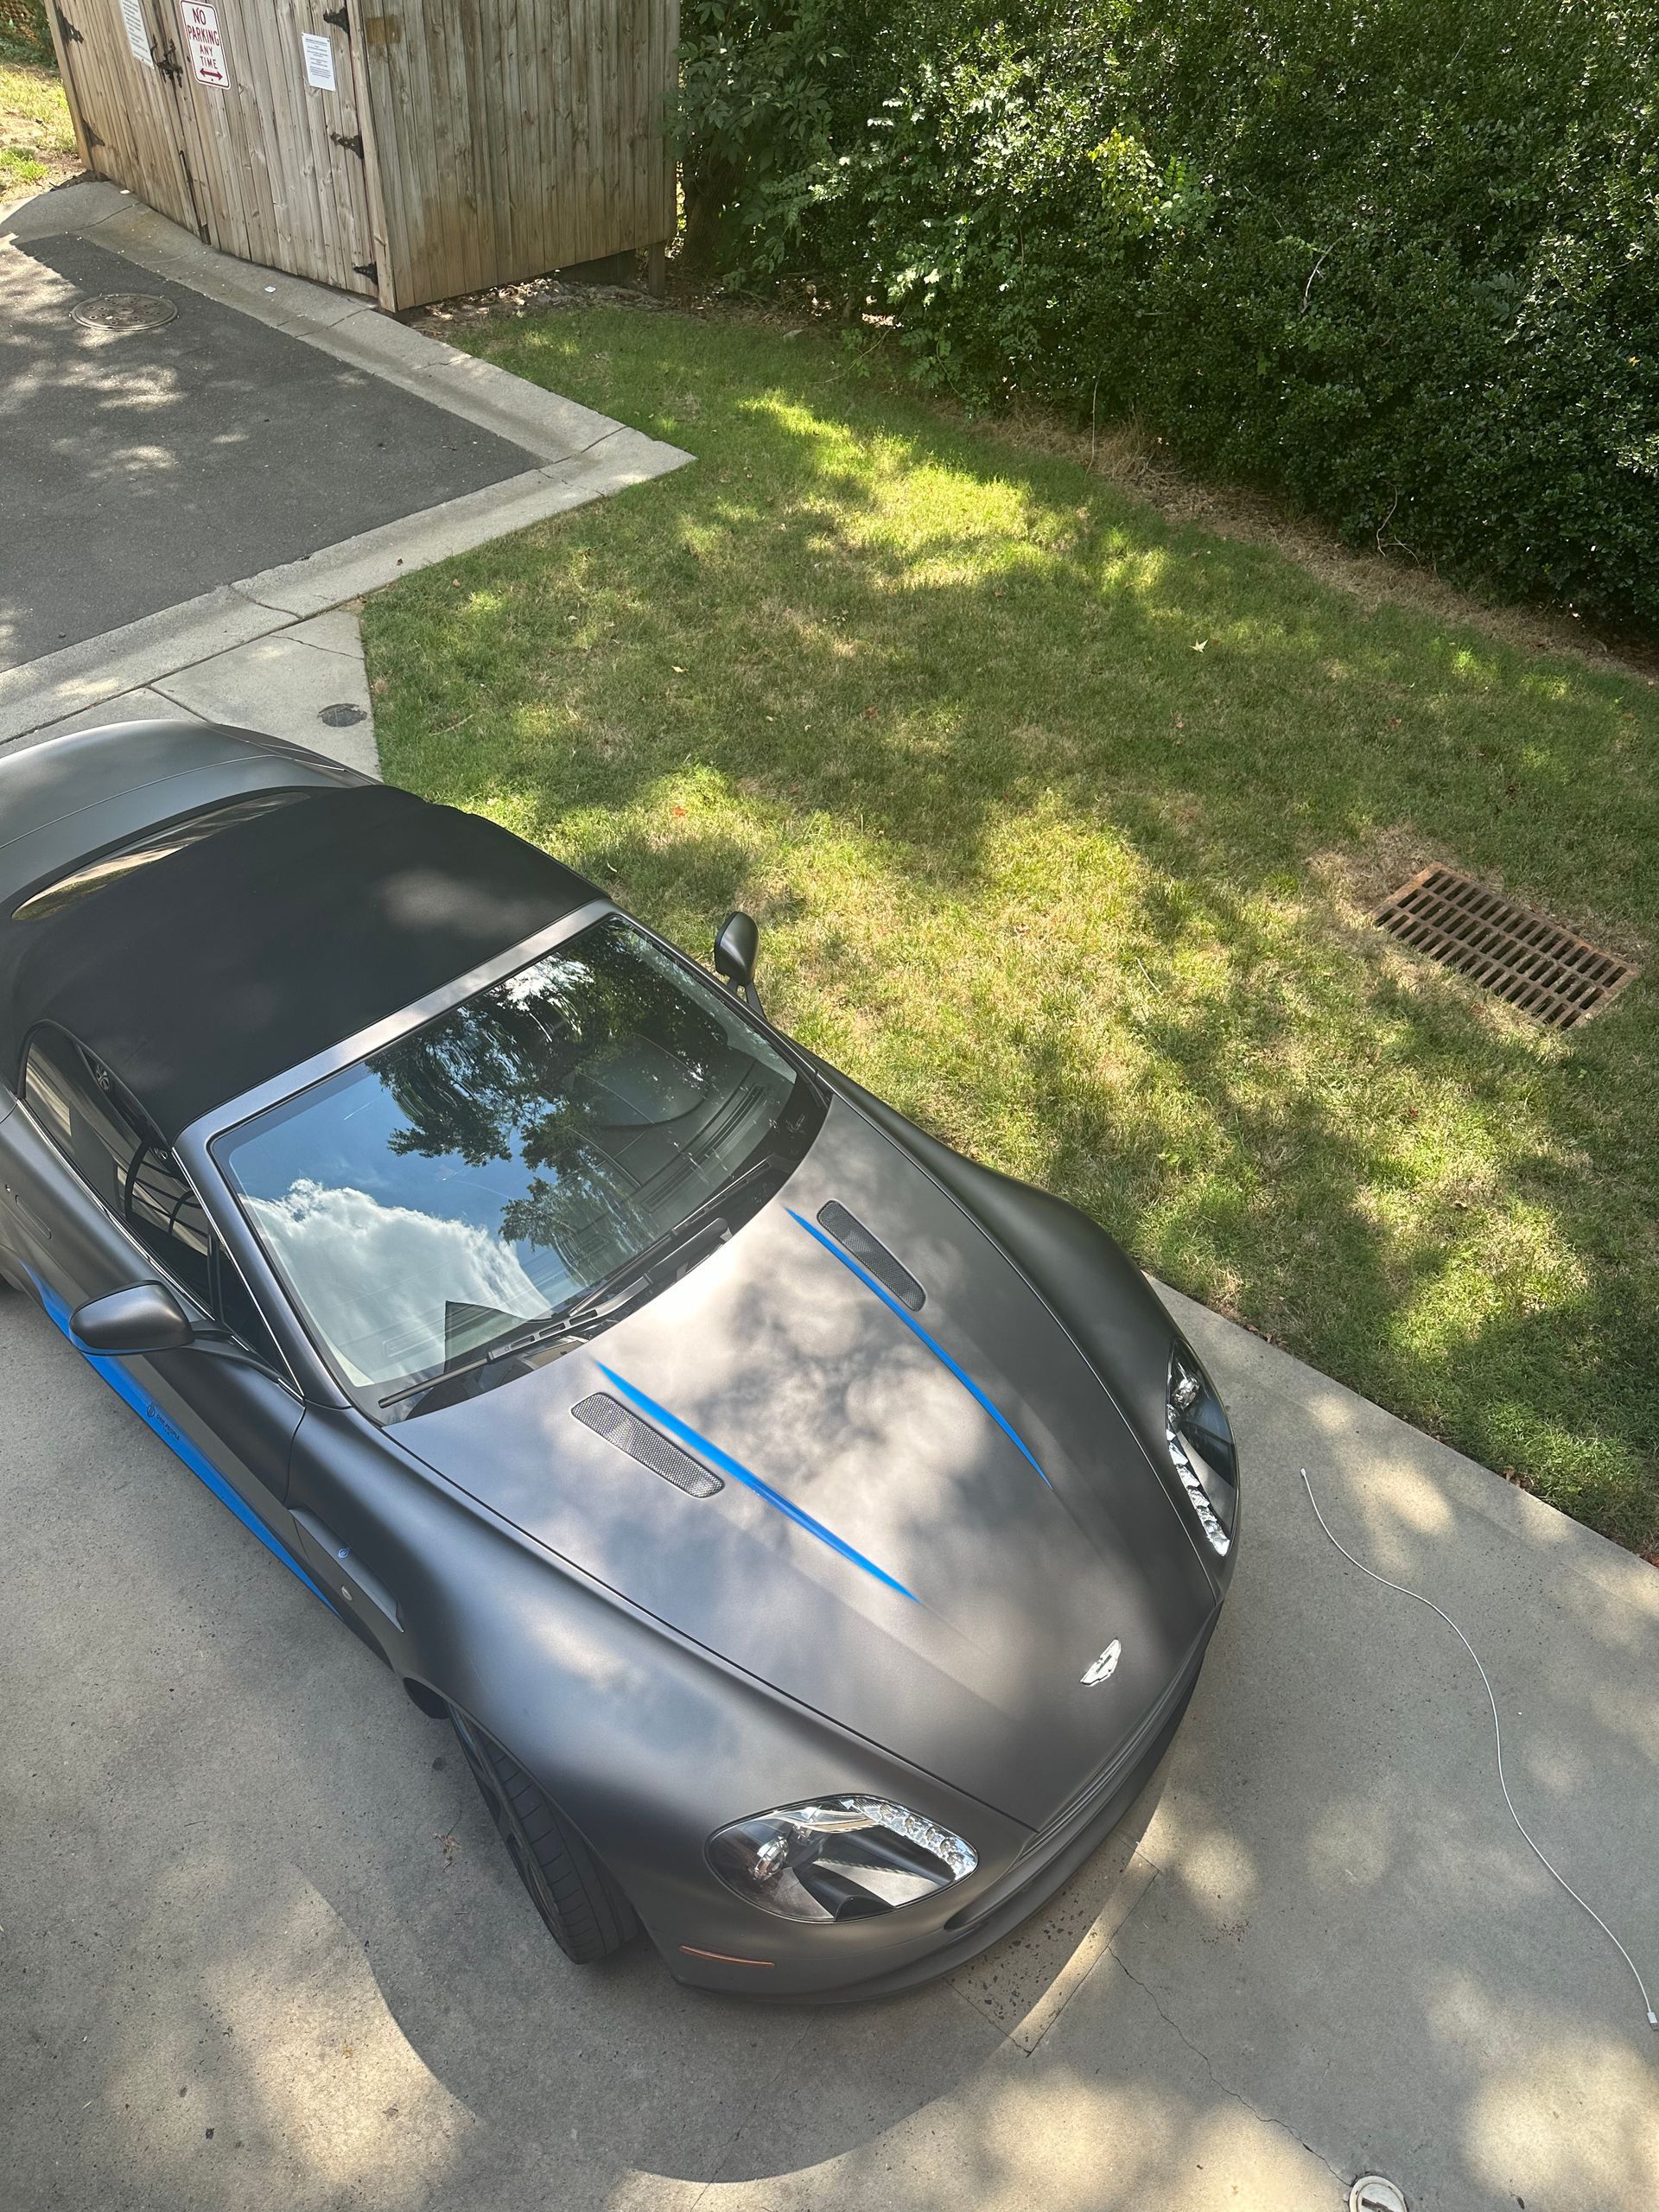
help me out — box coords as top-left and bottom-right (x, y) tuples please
(594, 1363), (917, 1602)
(790, 1209), (1052, 1491)
(35, 1281), (332, 1605)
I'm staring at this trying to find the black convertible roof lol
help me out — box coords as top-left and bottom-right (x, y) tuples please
(0, 782), (601, 1139)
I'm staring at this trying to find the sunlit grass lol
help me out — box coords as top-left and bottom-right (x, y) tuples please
(0, 60), (74, 197)
(363, 309), (1659, 1555)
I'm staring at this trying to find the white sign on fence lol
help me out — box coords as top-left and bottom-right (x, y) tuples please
(301, 32), (337, 91)
(179, 0), (229, 87)
(118, 0), (154, 66)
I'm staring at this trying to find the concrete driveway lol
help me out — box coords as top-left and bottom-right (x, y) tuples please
(3, 1273), (1653, 2212)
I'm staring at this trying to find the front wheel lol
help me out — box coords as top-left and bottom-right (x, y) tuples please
(449, 1711), (639, 1963)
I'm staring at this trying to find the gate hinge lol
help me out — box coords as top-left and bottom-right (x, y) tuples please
(83, 122), (105, 149)
(55, 8), (83, 41)
(156, 35), (183, 79)
(353, 259), (378, 285)
(321, 4), (350, 28)
(330, 130), (365, 159)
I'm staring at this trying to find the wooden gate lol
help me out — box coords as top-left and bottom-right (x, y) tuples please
(50, 0), (200, 233)
(48, 0), (680, 312)
(52, 0), (385, 300)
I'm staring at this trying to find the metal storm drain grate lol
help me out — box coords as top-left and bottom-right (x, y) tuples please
(1374, 867), (1638, 1029)
(73, 292), (178, 334)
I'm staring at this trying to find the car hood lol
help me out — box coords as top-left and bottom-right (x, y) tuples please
(397, 1096), (1217, 1827)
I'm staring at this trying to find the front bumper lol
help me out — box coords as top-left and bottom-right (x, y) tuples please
(664, 1604), (1219, 2001)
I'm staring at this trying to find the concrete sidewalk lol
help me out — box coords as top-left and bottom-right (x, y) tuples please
(2, 1270), (1652, 2212)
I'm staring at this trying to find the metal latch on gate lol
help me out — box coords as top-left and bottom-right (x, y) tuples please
(330, 130), (365, 159)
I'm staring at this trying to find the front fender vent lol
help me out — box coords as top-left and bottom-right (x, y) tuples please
(817, 1202), (925, 1312)
(571, 1393), (723, 1498)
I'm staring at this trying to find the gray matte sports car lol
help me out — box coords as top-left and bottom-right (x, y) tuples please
(0, 721), (1238, 1999)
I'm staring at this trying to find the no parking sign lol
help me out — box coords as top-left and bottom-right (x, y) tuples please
(180, 1), (229, 86)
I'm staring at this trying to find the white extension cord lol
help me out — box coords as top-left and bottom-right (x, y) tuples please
(1300, 1466), (1657, 2031)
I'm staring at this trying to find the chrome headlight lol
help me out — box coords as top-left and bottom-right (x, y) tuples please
(708, 1797), (978, 1923)
(1167, 1350), (1237, 1556)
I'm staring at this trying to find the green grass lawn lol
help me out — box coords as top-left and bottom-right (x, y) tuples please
(0, 60), (75, 199)
(363, 308), (1659, 1556)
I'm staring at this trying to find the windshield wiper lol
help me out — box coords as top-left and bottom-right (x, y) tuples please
(376, 1274), (646, 1412)
(376, 1154), (789, 1414)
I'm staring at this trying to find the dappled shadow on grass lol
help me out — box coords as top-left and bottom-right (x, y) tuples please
(365, 308), (1658, 1552)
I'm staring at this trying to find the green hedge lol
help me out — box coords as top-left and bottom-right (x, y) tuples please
(0, 0), (54, 67)
(677, 1), (1659, 630)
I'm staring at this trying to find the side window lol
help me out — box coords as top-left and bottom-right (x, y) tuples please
(124, 1145), (215, 1309)
(23, 1027), (213, 1306)
(22, 1024), (139, 1209)
(210, 1243), (288, 1373)
(22, 1028), (284, 1372)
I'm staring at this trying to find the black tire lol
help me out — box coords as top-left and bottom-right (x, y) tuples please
(449, 1711), (639, 1963)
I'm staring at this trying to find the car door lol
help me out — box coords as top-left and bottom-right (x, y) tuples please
(0, 1027), (327, 1605)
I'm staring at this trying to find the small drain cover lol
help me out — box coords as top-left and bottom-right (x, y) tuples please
(1350, 2178), (1408, 2212)
(73, 291), (178, 334)
(1375, 865), (1638, 1029)
(318, 702), (367, 727)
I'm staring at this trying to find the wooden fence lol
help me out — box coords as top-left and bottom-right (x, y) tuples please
(46, 0), (677, 309)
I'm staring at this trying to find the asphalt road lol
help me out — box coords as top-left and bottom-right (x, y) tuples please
(0, 230), (534, 671)
(3, 1274), (1653, 2212)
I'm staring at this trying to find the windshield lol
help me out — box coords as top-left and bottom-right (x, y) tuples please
(213, 918), (819, 1405)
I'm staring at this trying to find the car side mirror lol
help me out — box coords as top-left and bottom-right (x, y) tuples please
(713, 911), (763, 1013)
(71, 1282), (199, 1355)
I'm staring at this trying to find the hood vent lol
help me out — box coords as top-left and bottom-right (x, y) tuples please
(817, 1202), (925, 1312)
(571, 1393), (723, 1498)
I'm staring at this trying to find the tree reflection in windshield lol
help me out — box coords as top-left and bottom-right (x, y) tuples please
(218, 918), (808, 1396)
(369, 927), (739, 1273)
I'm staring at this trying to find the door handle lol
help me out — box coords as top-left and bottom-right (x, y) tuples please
(2, 1179), (54, 1242)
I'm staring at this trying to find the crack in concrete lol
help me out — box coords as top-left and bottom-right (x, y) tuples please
(937, 1846), (1168, 2059)
(1013, 1847), (1167, 2059)
(693, 2010), (821, 2202)
(1106, 1940), (1346, 2186)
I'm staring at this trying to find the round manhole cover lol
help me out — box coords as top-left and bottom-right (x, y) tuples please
(318, 703), (367, 728)
(73, 291), (178, 334)
(1350, 2180), (1408, 2212)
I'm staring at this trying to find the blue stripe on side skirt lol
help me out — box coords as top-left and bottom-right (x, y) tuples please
(789, 1209), (1052, 1491)
(594, 1363), (917, 1602)
(35, 1281), (331, 1605)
